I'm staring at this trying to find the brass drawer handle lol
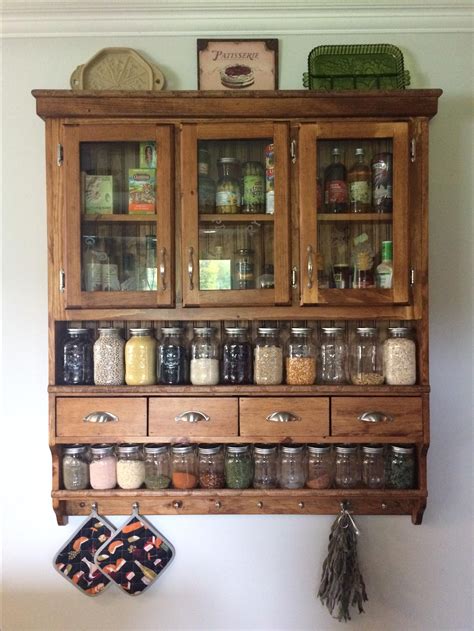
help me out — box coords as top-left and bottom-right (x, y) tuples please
(358, 411), (394, 423)
(175, 411), (210, 424)
(306, 245), (314, 289)
(83, 411), (119, 424)
(266, 411), (301, 423)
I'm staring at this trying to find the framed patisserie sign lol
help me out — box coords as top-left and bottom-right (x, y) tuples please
(197, 39), (279, 90)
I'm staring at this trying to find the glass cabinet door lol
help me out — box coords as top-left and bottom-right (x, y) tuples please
(180, 123), (290, 307)
(298, 122), (410, 306)
(62, 124), (173, 308)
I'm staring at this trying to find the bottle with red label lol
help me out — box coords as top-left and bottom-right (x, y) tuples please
(323, 148), (348, 213)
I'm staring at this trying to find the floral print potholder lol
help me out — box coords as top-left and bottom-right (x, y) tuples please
(94, 504), (175, 596)
(53, 505), (115, 596)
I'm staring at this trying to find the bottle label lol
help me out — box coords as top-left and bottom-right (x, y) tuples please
(376, 269), (393, 289)
(216, 190), (240, 208)
(84, 263), (103, 291)
(373, 184), (393, 205)
(266, 190), (275, 214)
(243, 175), (264, 204)
(349, 180), (370, 203)
(102, 264), (120, 291)
(325, 180), (347, 204)
(198, 163), (209, 176)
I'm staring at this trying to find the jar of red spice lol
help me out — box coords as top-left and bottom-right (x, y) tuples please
(171, 444), (198, 489)
(306, 445), (334, 489)
(198, 444), (225, 488)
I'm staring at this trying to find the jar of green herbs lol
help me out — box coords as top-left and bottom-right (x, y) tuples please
(225, 444), (253, 489)
(388, 445), (415, 489)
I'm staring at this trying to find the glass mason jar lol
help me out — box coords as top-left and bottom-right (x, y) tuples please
(222, 328), (253, 385)
(116, 444), (145, 490)
(62, 445), (90, 490)
(279, 445), (306, 489)
(233, 248), (255, 289)
(216, 157), (241, 214)
(254, 327), (283, 385)
(285, 327), (316, 385)
(383, 327), (417, 385)
(335, 445), (360, 489)
(361, 445), (385, 489)
(89, 444), (117, 490)
(62, 328), (93, 385)
(306, 445), (334, 489)
(144, 444), (171, 489)
(190, 327), (220, 386)
(225, 444), (253, 489)
(388, 445), (416, 489)
(350, 327), (384, 386)
(253, 444), (278, 489)
(171, 444), (198, 489)
(157, 327), (188, 385)
(318, 327), (349, 385)
(198, 444), (225, 489)
(241, 161), (265, 213)
(125, 328), (156, 386)
(93, 327), (125, 386)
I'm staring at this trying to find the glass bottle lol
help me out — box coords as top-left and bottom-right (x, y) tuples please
(279, 445), (306, 489)
(348, 148), (371, 213)
(350, 327), (384, 386)
(376, 240), (393, 289)
(335, 445), (360, 489)
(318, 327), (348, 385)
(257, 263), (275, 289)
(198, 444), (225, 488)
(225, 444), (253, 489)
(233, 248), (255, 289)
(157, 327), (188, 385)
(171, 444), (198, 489)
(361, 445), (385, 488)
(190, 327), (220, 386)
(62, 328), (94, 385)
(116, 444), (145, 490)
(241, 161), (265, 213)
(93, 327), (125, 386)
(62, 445), (90, 490)
(198, 147), (216, 214)
(371, 152), (393, 213)
(125, 328), (156, 386)
(144, 234), (157, 290)
(82, 235), (103, 291)
(383, 327), (416, 385)
(352, 232), (375, 288)
(221, 327), (253, 385)
(254, 327), (283, 385)
(306, 445), (334, 489)
(324, 148), (348, 213)
(253, 444), (278, 489)
(285, 327), (316, 385)
(216, 157), (241, 214)
(89, 444), (117, 490)
(388, 445), (415, 489)
(144, 444), (171, 489)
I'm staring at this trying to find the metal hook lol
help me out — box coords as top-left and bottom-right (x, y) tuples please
(338, 501), (361, 535)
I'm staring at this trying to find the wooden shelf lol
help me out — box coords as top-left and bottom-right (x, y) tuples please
(318, 213), (392, 222)
(199, 213), (274, 223)
(82, 213), (157, 222)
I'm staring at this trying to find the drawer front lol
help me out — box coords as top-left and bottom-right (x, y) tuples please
(149, 397), (238, 437)
(56, 397), (147, 437)
(331, 397), (423, 438)
(239, 397), (330, 438)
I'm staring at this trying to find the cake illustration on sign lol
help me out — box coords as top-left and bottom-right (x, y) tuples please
(220, 64), (255, 88)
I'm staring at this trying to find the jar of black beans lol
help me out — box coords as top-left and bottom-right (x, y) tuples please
(157, 327), (188, 385)
(62, 328), (93, 385)
(222, 327), (253, 384)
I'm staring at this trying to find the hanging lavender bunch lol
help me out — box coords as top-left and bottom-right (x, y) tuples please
(318, 503), (368, 622)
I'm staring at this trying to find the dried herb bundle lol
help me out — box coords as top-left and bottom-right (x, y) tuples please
(318, 505), (368, 622)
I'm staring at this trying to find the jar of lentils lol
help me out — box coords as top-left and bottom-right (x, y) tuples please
(171, 444), (198, 489)
(335, 445), (360, 489)
(157, 327), (188, 385)
(361, 445), (385, 489)
(116, 444), (145, 490)
(93, 327), (125, 386)
(125, 328), (156, 386)
(225, 445), (253, 489)
(306, 445), (334, 489)
(349, 327), (384, 386)
(383, 327), (416, 385)
(89, 444), (117, 490)
(190, 327), (220, 386)
(144, 444), (171, 489)
(222, 327), (253, 384)
(279, 444), (306, 489)
(388, 445), (415, 489)
(286, 327), (316, 385)
(253, 444), (278, 489)
(62, 328), (93, 385)
(254, 327), (283, 385)
(318, 327), (349, 385)
(62, 445), (89, 490)
(198, 444), (225, 488)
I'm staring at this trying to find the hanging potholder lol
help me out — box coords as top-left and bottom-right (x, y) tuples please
(94, 504), (175, 596)
(53, 504), (115, 596)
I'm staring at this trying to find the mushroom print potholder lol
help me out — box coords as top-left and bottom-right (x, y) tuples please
(94, 504), (175, 596)
(53, 504), (115, 596)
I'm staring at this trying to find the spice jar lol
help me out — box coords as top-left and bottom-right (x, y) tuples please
(350, 327), (384, 386)
(241, 161), (265, 213)
(198, 444), (225, 489)
(190, 327), (219, 386)
(253, 444), (278, 489)
(62, 445), (90, 490)
(285, 327), (316, 385)
(225, 444), (253, 489)
(318, 327), (349, 385)
(116, 444), (145, 490)
(233, 248), (255, 289)
(388, 445), (415, 489)
(89, 444), (117, 490)
(335, 445), (360, 489)
(216, 157), (241, 214)
(383, 327), (416, 385)
(144, 444), (171, 489)
(125, 328), (156, 386)
(254, 327), (283, 385)
(361, 445), (385, 489)
(279, 445), (306, 489)
(222, 327), (253, 385)
(93, 328), (125, 386)
(62, 328), (93, 385)
(157, 327), (188, 385)
(171, 444), (198, 489)
(306, 445), (334, 489)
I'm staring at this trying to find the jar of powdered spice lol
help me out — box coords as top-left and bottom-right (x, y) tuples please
(306, 445), (334, 489)
(116, 444), (145, 490)
(89, 444), (117, 490)
(171, 444), (198, 489)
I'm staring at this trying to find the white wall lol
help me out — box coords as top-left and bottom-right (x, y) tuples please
(2, 4), (473, 630)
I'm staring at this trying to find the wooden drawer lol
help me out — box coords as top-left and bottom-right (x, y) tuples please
(56, 397), (147, 437)
(149, 397), (238, 437)
(331, 397), (423, 438)
(239, 397), (330, 438)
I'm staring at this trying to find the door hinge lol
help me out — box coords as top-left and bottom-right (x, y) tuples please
(291, 266), (298, 289)
(57, 143), (64, 167)
(290, 139), (297, 164)
(59, 269), (65, 292)
(410, 138), (416, 163)
(410, 268), (416, 287)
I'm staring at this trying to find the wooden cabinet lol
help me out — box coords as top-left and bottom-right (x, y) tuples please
(34, 89), (441, 525)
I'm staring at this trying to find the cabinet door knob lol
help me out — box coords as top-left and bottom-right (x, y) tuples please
(175, 411), (210, 424)
(159, 247), (167, 291)
(266, 411), (300, 423)
(188, 246), (194, 290)
(83, 411), (118, 424)
(358, 411), (394, 423)
(306, 245), (314, 289)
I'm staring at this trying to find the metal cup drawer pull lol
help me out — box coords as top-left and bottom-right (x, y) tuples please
(175, 411), (210, 424)
(357, 411), (394, 423)
(83, 411), (119, 424)
(266, 411), (301, 423)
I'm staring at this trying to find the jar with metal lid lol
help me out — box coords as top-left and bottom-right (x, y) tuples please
(89, 444), (117, 490)
(318, 327), (348, 385)
(233, 248), (255, 289)
(198, 444), (225, 488)
(225, 444), (253, 489)
(350, 327), (384, 386)
(254, 328), (283, 385)
(62, 445), (90, 490)
(253, 444), (278, 489)
(306, 445), (334, 489)
(190, 327), (220, 386)
(383, 327), (416, 385)
(171, 444), (198, 489)
(285, 327), (316, 385)
(144, 444), (171, 489)
(222, 327), (253, 385)
(62, 328), (93, 385)
(216, 157), (241, 214)
(93, 327), (125, 386)
(116, 444), (145, 490)
(241, 161), (265, 213)
(125, 328), (156, 386)
(335, 445), (360, 489)
(157, 327), (188, 385)
(279, 444), (306, 489)
(388, 445), (415, 489)
(361, 445), (385, 489)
